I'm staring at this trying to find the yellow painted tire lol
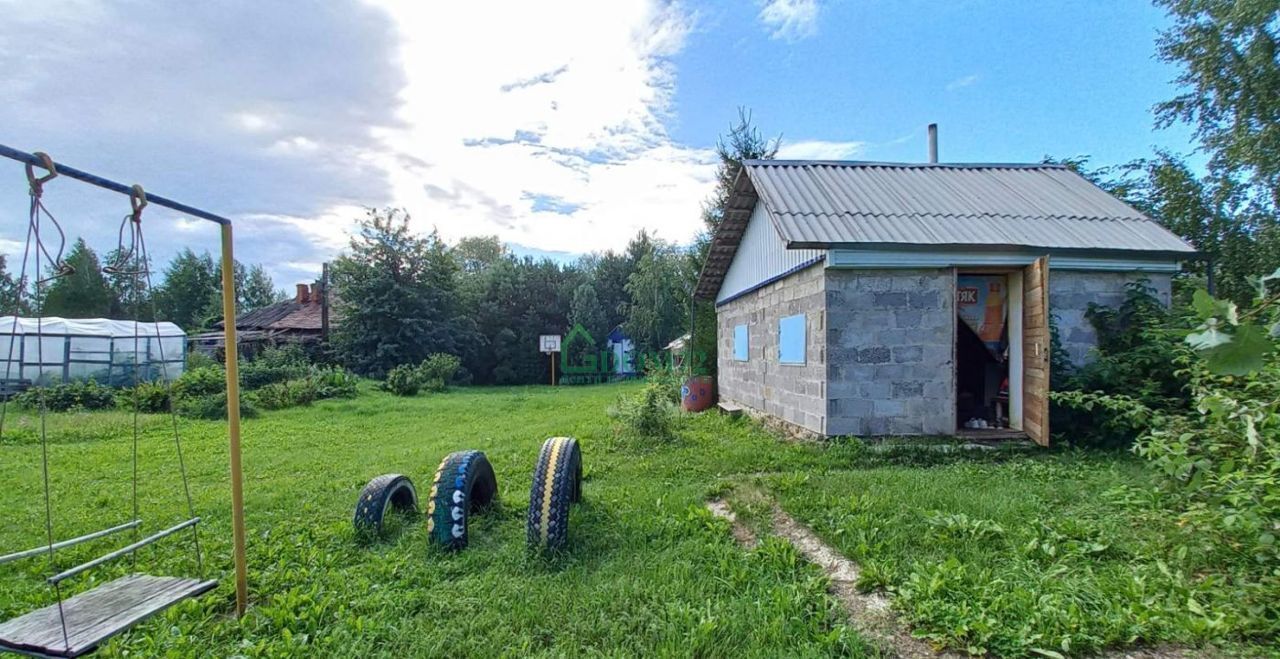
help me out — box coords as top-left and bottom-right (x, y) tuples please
(526, 437), (582, 550)
(425, 450), (498, 550)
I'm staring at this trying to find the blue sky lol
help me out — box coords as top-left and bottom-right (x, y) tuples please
(672, 1), (1195, 165)
(0, 1), (1198, 289)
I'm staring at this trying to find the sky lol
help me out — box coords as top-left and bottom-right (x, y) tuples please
(0, 0), (1199, 291)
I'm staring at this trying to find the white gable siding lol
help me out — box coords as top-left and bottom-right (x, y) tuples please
(716, 203), (826, 304)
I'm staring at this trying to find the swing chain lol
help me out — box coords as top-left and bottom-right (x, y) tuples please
(104, 184), (149, 276)
(26, 152), (75, 283)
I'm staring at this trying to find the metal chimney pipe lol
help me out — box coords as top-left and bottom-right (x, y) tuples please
(927, 123), (938, 163)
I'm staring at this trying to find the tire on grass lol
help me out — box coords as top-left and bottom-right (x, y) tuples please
(526, 436), (582, 551)
(426, 450), (499, 550)
(353, 473), (418, 536)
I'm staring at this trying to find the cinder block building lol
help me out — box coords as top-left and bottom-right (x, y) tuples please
(693, 159), (1194, 445)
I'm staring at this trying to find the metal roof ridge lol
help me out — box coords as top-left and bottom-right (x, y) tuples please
(743, 159), (1070, 169)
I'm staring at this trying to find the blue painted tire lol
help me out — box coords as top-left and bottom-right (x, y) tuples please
(426, 450), (498, 550)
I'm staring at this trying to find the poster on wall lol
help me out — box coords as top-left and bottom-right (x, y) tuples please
(956, 275), (1007, 358)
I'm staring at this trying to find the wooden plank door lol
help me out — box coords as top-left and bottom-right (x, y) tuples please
(1023, 256), (1050, 446)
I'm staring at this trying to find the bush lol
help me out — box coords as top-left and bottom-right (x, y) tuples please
(379, 354), (461, 396)
(117, 381), (171, 413)
(14, 379), (117, 412)
(185, 351), (221, 372)
(609, 381), (679, 441)
(172, 367), (226, 401)
(253, 378), (319, 410)
(643, 361), (683, 405)
(174, 392), (258, 420)
(1052, 281), (1193, 447)
(416, 353), (461, 392)
(381, 364), (421, 396)
(311, 367), (360, 399)
(240, 343), (311, 389)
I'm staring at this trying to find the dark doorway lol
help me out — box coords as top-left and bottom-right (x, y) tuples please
(955, 274), (1010, 431)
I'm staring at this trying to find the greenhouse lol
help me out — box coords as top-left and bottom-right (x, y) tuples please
(0, 316), (186, 388)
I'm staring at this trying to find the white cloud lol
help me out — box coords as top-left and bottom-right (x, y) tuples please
(757, 0), (820, 42)
(775, 139), (866, 160)
(946, 74), (979, 91)
(368, 0), (718, 254)
(0, 0), (720, 287)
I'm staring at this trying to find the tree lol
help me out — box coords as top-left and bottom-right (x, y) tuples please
(0, 255), (25, 315)
(452, 235), (507, 275)
(240, 264), (281, 312)
(624, 240), (689, 356)
(153, 249), (219, 330)
(687, 109), (779, 375)
(1155, 0), (1280, 208)
(41, 238), (113, 318)
(102, 247), (152, 320)
(700, 108), (780, 234)
(330, 208), (462, 377)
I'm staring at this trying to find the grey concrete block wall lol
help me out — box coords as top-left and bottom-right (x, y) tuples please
(1050, 270), (1173, 367)
(825, 269), (955, 436)
(716, 263), (827, 435)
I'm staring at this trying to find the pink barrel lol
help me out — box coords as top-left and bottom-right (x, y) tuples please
(681, 376), (715, 412)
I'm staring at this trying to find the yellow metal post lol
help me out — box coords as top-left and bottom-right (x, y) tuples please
(220, 223), (248, 617)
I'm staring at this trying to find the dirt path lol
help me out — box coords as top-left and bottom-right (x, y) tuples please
(708, 491), (1201, 659)
(707, 495), (960, 658)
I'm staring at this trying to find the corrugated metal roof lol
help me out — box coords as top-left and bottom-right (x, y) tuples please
(745, 161), (1196, 253)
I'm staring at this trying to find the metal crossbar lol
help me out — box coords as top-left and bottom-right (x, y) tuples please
(0, 145), (231, 226)
(47, 518), (201, 585)
(0, 520), (142, 566)
(0, 141), (249, 617)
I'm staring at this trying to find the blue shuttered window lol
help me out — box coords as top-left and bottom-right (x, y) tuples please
(779, 314), (806, 365)
(733, 324), (749, 361)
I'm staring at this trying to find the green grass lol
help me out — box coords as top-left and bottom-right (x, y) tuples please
(0, 383), (871, 657)
(0, 384), (1269, 657)
(766, 455), (1256, 657)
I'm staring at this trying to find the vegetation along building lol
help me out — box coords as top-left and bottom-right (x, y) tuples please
(694, 158), (1196, 445)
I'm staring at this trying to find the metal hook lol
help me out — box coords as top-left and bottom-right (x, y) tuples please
(130, 184), (147, 222)
(25, 152), (57, 194)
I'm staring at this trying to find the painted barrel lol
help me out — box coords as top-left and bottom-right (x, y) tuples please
(681, 376), (715, 412)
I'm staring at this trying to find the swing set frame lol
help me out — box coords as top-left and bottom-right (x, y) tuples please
(0, 143), (250, 619)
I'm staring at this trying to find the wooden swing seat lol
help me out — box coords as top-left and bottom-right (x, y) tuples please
(0, 574), (216, 658)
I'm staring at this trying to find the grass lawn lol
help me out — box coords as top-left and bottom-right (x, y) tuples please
(0, 384), (1265, 657)
(762, 454), (1256, 657)
(0, 383), (870, 657)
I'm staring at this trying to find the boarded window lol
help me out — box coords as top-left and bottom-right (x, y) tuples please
(779, 314), (806, 365)
(733, 324), (749, 361)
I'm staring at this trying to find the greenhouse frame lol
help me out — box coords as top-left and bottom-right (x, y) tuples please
(0, 316), (186, 389)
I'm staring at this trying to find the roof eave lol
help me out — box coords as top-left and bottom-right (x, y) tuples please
(788, 240), (1202, 261)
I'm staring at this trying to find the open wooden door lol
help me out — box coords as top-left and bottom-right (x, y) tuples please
(1023, 256), (1050, 446)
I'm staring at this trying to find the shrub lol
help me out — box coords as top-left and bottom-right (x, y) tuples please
(643, 361), (683, 405)
(14, 379), (118, 412)
(117, 381), (171, 413)
(172, 367), (226, 401)
(311, 367), (360, 399)
(416, 353), (462, 392)
(1052, 281), (1193, 447)
(174, 392), (258, 420)
(609, 381), (679, 441)
(240, 343), (311, 389)
(253, 378), (319, 410)
(185, 350), (221, 372)
(381, 364), (420, 396)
